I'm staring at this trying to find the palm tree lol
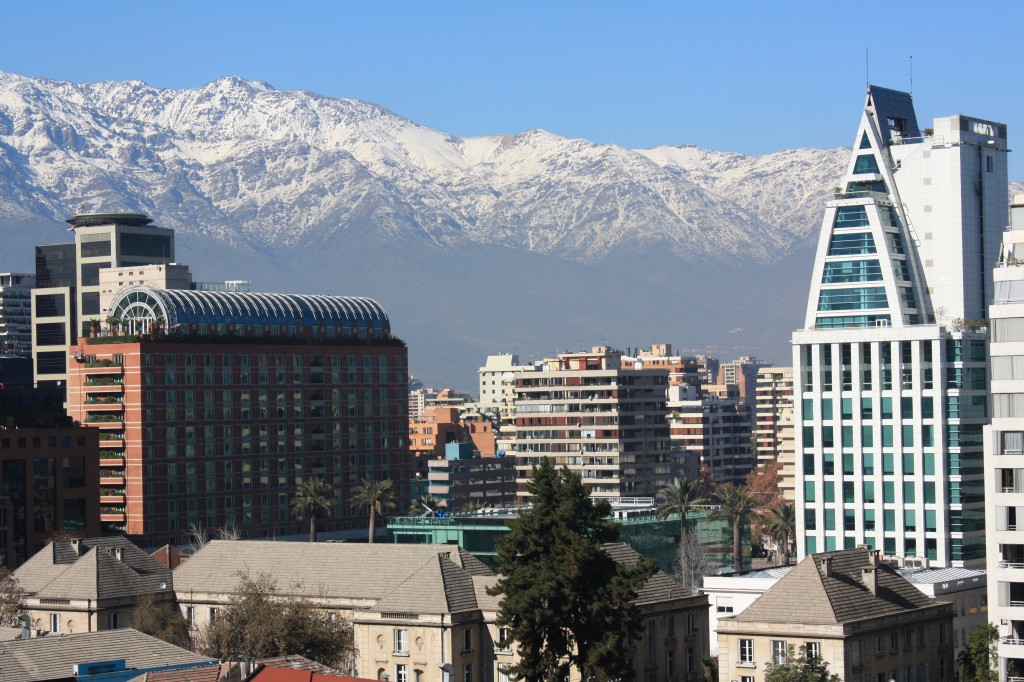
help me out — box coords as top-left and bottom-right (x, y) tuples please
(350, 478), (395, 543)
(291, 477), (335, 542)
(762, 502), (796, 565)
(709, 483), (757, 573)
(657, 477), (706, 541)
(409, 494), (439, 516)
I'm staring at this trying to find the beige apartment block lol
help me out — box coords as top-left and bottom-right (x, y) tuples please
(509, 346), (673, 500)
(754, 367), (795, 501)
(717, 547), (955, 682)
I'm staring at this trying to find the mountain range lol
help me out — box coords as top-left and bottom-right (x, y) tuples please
(2, 71), (1013, 389)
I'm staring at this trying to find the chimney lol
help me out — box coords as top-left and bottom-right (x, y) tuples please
(862, 550), (880, 596)
(113, 547), (124, 562)
(70, 539), (81, 555)
(817, 557), (832, 578)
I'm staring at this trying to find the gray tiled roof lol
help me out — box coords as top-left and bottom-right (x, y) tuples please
(601, 543), (694, 605)
(175, 541), (495, 614)
(14, 538), (172, 601)
(735, 547), (942, 625)
(0, 629), (214, 682)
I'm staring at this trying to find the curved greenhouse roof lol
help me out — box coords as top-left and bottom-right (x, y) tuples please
(108, 287), (391, 341)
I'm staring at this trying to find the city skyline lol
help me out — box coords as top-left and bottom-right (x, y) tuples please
(3, 1), (1023, 178)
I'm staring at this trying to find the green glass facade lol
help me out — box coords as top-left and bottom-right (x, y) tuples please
(387, 508), (752, 574)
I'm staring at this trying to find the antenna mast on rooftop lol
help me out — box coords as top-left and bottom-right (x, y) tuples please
(909, 54), (913, 96)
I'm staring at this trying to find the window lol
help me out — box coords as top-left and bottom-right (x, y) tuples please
(108, 611), (120, 629)
(209, 607), (219, 623)
(497, 626), (512, 652)
(186, 606), (195, 628)
(395, 664), (408, 682)
(50, 613), (60, 633)
(716, 597), (734, 613)
(771, 640), (787, 664)
(666, 650), (675, 677)
(463, 628), (472, 652)
(394, 628), (409, 654)
(463, 664), (472, 682)
(497, 666), (511, 682)
(890, 632), (899, 653)
(739, 638), (754, 665)
(805, 641), (820, 660)
(876, 635), (885, 655)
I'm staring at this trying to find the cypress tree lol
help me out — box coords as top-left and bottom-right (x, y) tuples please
(488, 458), (654, 681)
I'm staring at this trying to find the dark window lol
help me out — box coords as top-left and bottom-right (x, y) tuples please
(80, 239), (111, 258)
(35, 244), (77, 287)
(35, 323), (66, 346)
(119, 233), (172, 259)
(36, 352), (66, 375)
(80, 262), (108, 286)
(34, 294), (67, 317)
(81, 292), (100, 315)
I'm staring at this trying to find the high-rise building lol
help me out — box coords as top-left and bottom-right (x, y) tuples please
(793, 86), (1007, 568)
(754, 367), (795, 500)
(33, 213), (175, 389)
(508, 346), (673, 499)
(986, 195), (1024, 676)
(66, 286), (408, 545)
(0, 273), (35, 357)
(667, 384), (754, 485)
(717, 356), (773, 404)
(478, 353), (534, 421)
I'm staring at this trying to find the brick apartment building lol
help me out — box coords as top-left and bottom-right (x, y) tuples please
(66, 286), (409, 546)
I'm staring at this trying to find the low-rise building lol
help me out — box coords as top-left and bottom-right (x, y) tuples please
(174, 540), (709, 682)
(14, 536), (174, 635)
(0, 628), (214, 682)
(717, 547), (955, 682)
(427, 443), (516, 511)
(703, 563), (984, 658)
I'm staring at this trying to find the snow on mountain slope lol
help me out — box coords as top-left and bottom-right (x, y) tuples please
(0, 71), (847, 265)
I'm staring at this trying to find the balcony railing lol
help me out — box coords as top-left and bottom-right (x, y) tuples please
(1000, 636), (1024, 645)
(1000, 562), (1024, 569)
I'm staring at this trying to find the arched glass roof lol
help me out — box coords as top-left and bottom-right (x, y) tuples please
(108, 287), (390, 339)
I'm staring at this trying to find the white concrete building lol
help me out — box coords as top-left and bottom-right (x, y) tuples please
(985, 195), (1024, 680)
(477, 353), (535, 422)
(32, 213), (174, 388)
(793, 86), (1007, 568)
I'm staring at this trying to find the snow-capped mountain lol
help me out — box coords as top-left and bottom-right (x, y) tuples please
(0, 71), (853, 387)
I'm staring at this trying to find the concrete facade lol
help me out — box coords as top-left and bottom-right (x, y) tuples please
(985, 195), (1024, 680)
(508, 346), (673, 500)
(794, 87), (1006, 568)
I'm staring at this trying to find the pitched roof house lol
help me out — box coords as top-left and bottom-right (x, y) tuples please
(717, 547), (955, 682)
(14, 537), (174, 635)
(175, 541), (709, 682)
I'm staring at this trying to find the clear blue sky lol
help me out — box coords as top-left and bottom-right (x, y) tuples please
(3, 0), (1023, 177)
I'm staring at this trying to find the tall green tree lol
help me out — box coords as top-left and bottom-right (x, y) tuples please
(761, 502), (796, 565)
(198, 572), (354, 668)
(657, 476), (707, 541)
(957, 621), (998, 682)
(764, 645), (841, 682)
(291, 477), (336, 543)
(350, 478), (395, 543)
(709, 483), (757, 573)
(488, 458), (655, 681)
